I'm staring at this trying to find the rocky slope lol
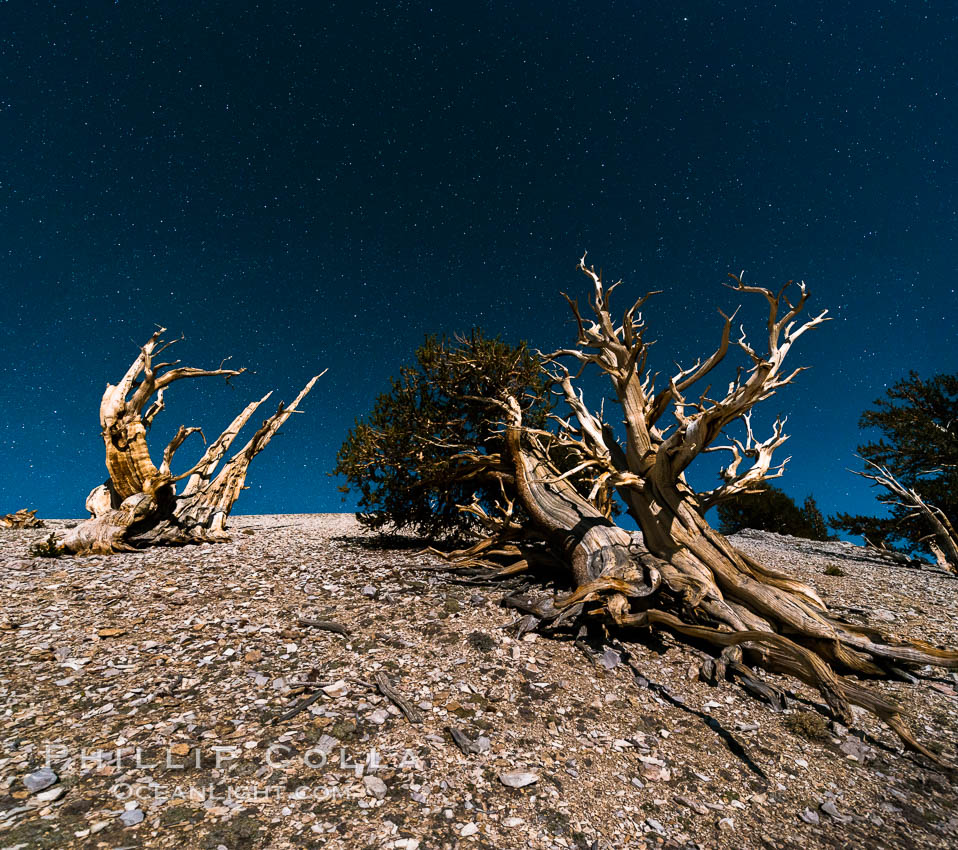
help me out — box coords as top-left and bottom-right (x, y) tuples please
(1, 516), (956, 850)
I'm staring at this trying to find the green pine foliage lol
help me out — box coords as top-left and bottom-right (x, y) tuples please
(801, 495), (832, 542)
(830, 371), (958, 554)
(333, 329), (552, 539)
(716, 485), (834, 541)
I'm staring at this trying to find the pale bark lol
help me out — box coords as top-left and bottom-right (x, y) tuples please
(854, 458), (958, 573)
(449, 257), (957, 761)
(1, 509), (44, 529)
(49, 329), (323, 555)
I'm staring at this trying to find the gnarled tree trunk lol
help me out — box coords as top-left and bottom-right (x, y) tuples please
(440, 257), (958, 762)
(49, 329), (322, 555)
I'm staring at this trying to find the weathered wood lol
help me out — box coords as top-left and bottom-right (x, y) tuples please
(443, 258), (958, 762)
(298, 618), (350, 636)
(374, 672), (423, 724)
(0, 509), (44, 529)
(854, 458), (958, 573)
(273, 690), (325, 725)
(49, 329), (323, 555)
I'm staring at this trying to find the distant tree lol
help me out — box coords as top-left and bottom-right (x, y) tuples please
(716, 485), (832, 540)
(801, 495), (833, 542)
(831, 371), (958, 569)
(334, 330), (552, 539)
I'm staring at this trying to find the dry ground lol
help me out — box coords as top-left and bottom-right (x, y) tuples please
(1, 515), (957, 850)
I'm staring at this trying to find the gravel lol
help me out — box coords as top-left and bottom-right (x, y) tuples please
(0, 515), (956, 850)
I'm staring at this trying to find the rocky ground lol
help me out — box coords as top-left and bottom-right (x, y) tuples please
(1, 515), (957, 850)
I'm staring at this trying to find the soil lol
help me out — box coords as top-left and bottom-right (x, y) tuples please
(1, 515), (956, 849)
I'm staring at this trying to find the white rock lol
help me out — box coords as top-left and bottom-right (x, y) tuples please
(120, 808), (144, 827)
(499, 771), (538, 788)
(313, 734), (338, 754)
(23, 768), (58, 793)
(363, 775), (387, 800)
(460, 822), (479, 836)
(322, 679), (349, 697)
(35, 786), (66, 803)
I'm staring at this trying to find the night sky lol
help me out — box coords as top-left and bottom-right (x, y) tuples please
(1, 1), (955, 526)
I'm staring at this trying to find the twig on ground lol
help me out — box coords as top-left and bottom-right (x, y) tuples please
(375, 672), (423, 724)
(298, 618), (350, 636)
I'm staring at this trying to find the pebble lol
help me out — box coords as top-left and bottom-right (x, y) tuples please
(499, 771), (538, 788)
(600, 648), (621, 669)
(821, 800), (852, 823)
(800, 808), (820, 825)
(34, 786), (66, 803)
(322, 680), (349, 697)
(675, 795), (708, 815)
(368, 708), (389, 724)
(460, 822), (479, 837)
(313, 734), (338, 755)
(840, 736), (869, 762)
(363, 775), (387, 800)
(120, 808), (145, 827)
(23, 768), (58, 793)
(645, 818), (665, 834)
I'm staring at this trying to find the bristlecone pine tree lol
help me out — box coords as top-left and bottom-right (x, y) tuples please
(1, 509), (44, 529)
(831, 371), (958, 572)
(420, 257), (957, 761)
(46, 328), (323, 556)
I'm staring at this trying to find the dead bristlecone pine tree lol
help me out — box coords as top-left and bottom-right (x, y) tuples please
(1, 509), (45, 529)
(853, 458), (958, 574)
(43, 328), (323, 556)
(430, 256), (957, 762)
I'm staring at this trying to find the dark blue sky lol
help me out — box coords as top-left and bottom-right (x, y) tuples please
(1, 1), (955, 522)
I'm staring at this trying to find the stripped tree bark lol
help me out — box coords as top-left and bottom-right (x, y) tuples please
(434, 256), (958, 762)
(47, 328), (323, 555)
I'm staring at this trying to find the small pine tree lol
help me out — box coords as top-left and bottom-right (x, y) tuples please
(801, 495), (834, 542)
(717, 486), (832, 540)
(830, 371), (957, 558)
(334, 329), (552, 539)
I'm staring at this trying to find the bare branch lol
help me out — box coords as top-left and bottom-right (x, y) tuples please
(852, 456), (958, 570)
(662, 274), (829, 476)
(159, 425), (205, 476)
(698, 414), (791, 510)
